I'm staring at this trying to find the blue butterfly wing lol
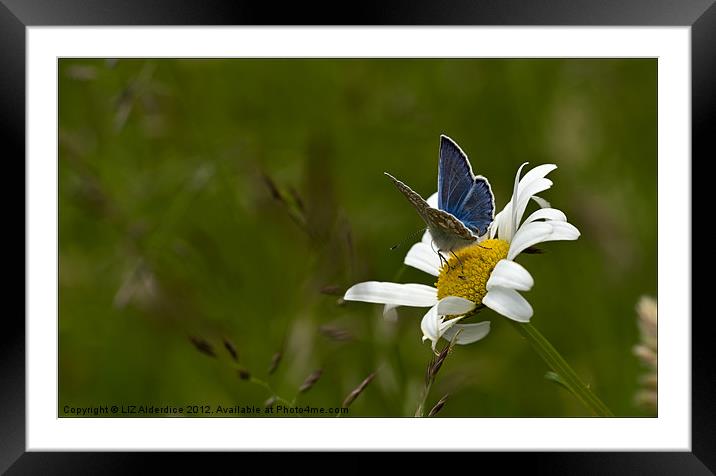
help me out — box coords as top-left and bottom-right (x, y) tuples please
(451, 179), (494, 236)
(437, 135), (495, 236)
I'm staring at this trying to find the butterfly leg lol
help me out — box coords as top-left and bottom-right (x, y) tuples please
(450, 249), (466, 279)
(437, 250), (450, 270)
(430, 240), (451, 270)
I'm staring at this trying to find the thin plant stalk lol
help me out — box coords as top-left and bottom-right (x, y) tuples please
(415, 331), (460, 417)
(249, 376), (295, 409)
(415, 377), (435, 418)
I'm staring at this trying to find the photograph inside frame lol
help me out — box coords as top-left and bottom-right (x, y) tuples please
(58, 58), (657, 418)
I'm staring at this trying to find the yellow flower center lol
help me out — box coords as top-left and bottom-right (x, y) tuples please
(436, 239), (510, 306)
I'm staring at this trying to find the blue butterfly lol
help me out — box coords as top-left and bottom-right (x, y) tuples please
(385, 135), (495, 253)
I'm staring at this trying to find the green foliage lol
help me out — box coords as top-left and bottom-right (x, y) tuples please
(59, 59), (657, 416)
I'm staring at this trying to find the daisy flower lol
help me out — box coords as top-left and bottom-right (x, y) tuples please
(344, 162), (580, 351)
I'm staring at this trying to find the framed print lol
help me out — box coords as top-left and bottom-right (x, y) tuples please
(4, 0), (713, 471)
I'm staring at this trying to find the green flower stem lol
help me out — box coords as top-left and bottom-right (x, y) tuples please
(507, 320), (614, 417)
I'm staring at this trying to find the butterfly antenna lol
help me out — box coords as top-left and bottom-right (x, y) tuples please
(390, 228), (427, 251)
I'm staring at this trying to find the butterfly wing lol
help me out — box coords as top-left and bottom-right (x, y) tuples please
(437, 135), (495, 236)
(384, 173), (432, 223)
(385, 172), (476, 251)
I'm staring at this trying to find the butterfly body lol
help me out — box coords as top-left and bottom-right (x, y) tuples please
(386, 135), (495, 253)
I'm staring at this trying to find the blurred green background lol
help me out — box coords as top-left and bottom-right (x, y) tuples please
(59, 59), (657, 417)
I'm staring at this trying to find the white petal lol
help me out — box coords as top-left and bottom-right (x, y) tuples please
(518, 176), (553, 204)
(421, 230), (433, 244)
(514, 177), (553, 228)
(510, 164), (557, 233)
(495, 201), (516, 241)
(545, 221), (581, 241)
(531, 195), (551, 208)
(420, 305), (440, 348)
(507, 222), (553, 260)
(439, 315), (463, 333)
(441, 321), (491, 345)
(383, 304), (399, 322)
(484, 163), (559, 242)
(434, 316), (464, 350)
(420, 299), (472, 350)
(488, 210), (502, 239)
(436, 296), (476, 315)
(518, 164), (557, 191)
(483, 287), (533, 322)
(506, 163), (529, 239)
(523, 207), (567, 225)
(487, 259), (534, 291)
(426, 191), (439, 209)
(344, 281), (437, 307)
(404, 242), (441, 277)
(512, 163), (529, 204)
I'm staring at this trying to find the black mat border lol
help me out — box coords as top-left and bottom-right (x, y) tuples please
(3, 0), (712, 472)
